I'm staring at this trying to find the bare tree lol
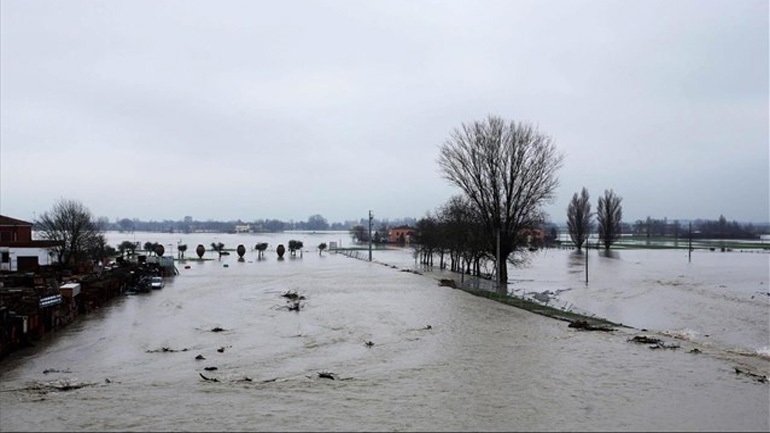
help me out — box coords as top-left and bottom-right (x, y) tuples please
(177, 244), (187, 259)
(254, 242), (268, 258)
(210, 242), (225, 259)
(597, 189), (623, 249)
(438, 115), (564, 291)
(35, 198), (105, 267)
(567, 187), (592, 250)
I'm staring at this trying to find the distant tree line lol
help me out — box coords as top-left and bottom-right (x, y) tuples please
(106, 215), (417, 234)
(631, 215), (764, 240)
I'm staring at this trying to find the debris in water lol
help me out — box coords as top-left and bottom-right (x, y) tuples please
(199, 373), (219, 382)
(281, 290), (306, 301)
(204, 366), (218, 371)
(628, 335), (679, 350)
(217, 347), (225, 353)
(568, 320), (615, 332)
(364, 341), (374, 347)
(628, 335), (662, 345)
(734, 367), (768, 383)
(211, 327), (225, 332)
(42, 368), (70, 374)
(146, 347), (189, 353)
(195, 354), (206, 360)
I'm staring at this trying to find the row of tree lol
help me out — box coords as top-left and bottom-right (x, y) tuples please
(630, 215), (762, 240)
(110, 215), (418, 234)
(566, 187), (623, 250)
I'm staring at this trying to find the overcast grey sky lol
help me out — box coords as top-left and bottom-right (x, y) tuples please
(1, 0), (768, 225)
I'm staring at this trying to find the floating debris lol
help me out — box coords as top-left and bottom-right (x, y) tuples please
(628, 335), (678, 350)
(195, 354), (206, 360)
(364, 341), (374, 348)
(628, 335), (662, 345)
(281, 290), (306, 301)
(42, 368), (71, 374)
(203, 366), (218, 371)
(12, 379), (99, 394)
(199, 373), (219, 382)
(217, 347), (225, 353)
(688, 348), (702, 354)
(146, 347), (189, 353)
(425, 325), (432, 330)
(734, 367), (768, 383)
(286, 300), (304, 312)
(317, 371), (336, 380)
(211, 327), (225, 332)
(568, 320), (615, 332)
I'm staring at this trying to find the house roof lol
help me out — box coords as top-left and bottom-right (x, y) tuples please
(0, 215), (33, 226)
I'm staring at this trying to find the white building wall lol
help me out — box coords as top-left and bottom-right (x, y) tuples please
(0, 247), (57, 271)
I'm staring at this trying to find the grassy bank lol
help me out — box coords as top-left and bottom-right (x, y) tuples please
(435, 277), (627, 329)
(334, 248), (626, 330)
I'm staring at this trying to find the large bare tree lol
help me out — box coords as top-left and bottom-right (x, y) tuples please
(437, 115), (564, 291)
(567, 187), (592, 250)
(35, 198), (105, 266)
(597, 189), (623, 249)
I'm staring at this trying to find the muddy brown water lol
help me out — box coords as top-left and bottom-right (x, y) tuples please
(1, 231), (767, 431)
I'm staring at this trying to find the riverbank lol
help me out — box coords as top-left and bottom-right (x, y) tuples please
(334, 248), (625, 329)
(335, 246), (769, 382)
(0, 261), (166, 362)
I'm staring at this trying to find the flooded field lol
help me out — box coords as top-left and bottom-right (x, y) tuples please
(0, 231), (767, 431)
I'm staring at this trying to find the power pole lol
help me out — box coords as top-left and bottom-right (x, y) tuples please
(368, 210), (373, 261)
(496, 228), (501, 287)
(585, 243), (589, 284)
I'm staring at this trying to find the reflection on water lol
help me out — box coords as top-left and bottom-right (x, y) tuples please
(598, 249), (620, 259)
(0, 232), (767, 432)
(567, 250), (586, 275)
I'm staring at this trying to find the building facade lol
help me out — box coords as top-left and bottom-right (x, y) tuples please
(0, 215), (61, 272)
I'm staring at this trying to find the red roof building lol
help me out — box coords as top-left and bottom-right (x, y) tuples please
(0, 215), (62, 272)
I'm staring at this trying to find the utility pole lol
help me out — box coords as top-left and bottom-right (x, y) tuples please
(496, 228), (501, 287)
(688, 221), (692, 263)
(585, 243), (589, 284)
(368, 210), (373, 261)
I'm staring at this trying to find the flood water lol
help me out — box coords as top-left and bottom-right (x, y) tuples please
(1, 231), (768, 432)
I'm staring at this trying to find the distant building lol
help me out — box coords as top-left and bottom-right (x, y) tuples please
(388, 226), (417, 244)
(521, 227), (546, 247)
(0, 215), (62, 272)
(235, 224), (251, 233)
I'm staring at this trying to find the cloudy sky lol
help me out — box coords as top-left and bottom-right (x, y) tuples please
(1, 0), (767, 225)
